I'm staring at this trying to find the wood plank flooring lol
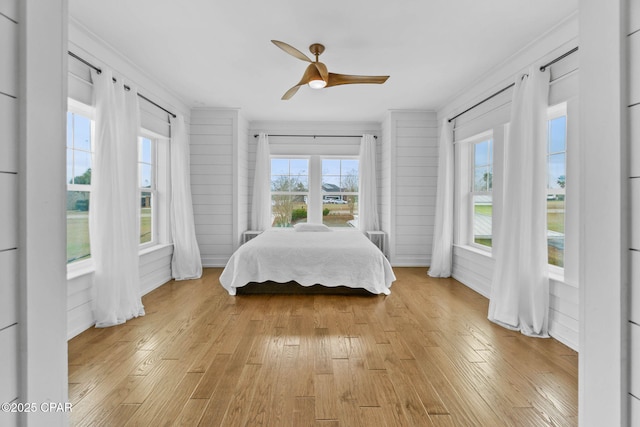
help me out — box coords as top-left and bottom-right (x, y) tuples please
(68, 267), (578, 426)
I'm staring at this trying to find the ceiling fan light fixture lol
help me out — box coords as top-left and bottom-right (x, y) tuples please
(308, 79), (327, 89)
(271, 40), (389, 100)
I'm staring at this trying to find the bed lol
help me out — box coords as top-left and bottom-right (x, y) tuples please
(219, 227), (396, 295)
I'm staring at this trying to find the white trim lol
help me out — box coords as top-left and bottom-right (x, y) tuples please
(453, 129), (493, 145)
(67, 97), (94, 118)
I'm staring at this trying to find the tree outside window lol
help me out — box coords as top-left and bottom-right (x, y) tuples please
(270, 158), (309, 227)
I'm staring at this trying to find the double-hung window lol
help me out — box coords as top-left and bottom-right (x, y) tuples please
(67, 101), (164, 266)
(547, 104), (567, 268)
(270, 158), (309, 227)
(471, 137), (494, 248)
(456, 101), (572, 276)
(268, 156), (361, 228)
(66, 109), (94, 264)
(321, 158), (359, 227)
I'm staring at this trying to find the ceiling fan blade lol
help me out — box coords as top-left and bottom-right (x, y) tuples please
(271, 40), (312, 63)
(326, 73), (390, 88)
(313, 62), (329, 83)
(282, 84), (302, 100)
(281, 65), (324, 100)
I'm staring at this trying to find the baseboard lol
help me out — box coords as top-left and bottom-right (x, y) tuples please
(202, 256), (229, 267)
(67, 272), (173, 340)
(548, 316), (579, 351)
(452, 273), (491, 298)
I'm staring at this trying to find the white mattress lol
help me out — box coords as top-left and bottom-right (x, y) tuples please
(219, 229), (395, 295)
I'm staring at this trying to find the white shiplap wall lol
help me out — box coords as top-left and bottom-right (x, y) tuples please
(0, 2), (19, 419)
(235, 115), (249, 247)
(380, 111), (438, 266)
(438, 15), (580, 350)
(191, 108), (247, 266)
(628, 2), (640, 421)
(380, 117), (392, 258)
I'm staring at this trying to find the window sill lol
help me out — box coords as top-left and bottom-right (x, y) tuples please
(453, 244), (493, 259)
(454, 244), (573, 287)
(66, 243), (173, 280)
(66, 259), (95, 280)
(140, 243), (173, 256)
(548, 268), (575, 288)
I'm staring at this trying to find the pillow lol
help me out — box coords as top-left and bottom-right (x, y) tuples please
(293, 223), (332, 232)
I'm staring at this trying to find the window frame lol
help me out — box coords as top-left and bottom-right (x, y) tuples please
(66, 100), (95, 270)
(546, 102), (568, 274)
(269, 156), (311, 227)
(66, 98), (170, 276)
(268, 155), (361, 229)
(454, 105), (572, 275)
(138, 133), (158, 249)
(456, 130), (495, 252)
(320, 156), (360, 228)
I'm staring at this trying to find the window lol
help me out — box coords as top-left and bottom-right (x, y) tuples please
(139, 136), (156, 245)
(268, 156), (361, 228)
(270, 158), (309, 227)
(66, 110), (93, 264)
(322, 159), (359, 227)
(547, 105), (567, 267)
(471, 138), (493, 248)
(67, 104), (164, 266)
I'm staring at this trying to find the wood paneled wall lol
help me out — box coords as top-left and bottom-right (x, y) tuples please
(628, 2), (640, 422)
(0, 2), (19, 420)
(190, 109), (247, 266)
(381, 111), (438, 266)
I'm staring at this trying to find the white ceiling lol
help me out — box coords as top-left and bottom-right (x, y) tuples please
(69, 0), (578, 122)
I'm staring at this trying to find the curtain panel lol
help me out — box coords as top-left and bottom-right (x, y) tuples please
(89, 68), (145, 327)
(358, 134), (380, 233)
(488, 67), (550, 337)
(251, 133), (271, 230)
(170, 114), (203, 280)
(428, 120), (454, 278)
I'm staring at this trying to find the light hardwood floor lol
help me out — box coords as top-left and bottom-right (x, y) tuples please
(68, 267), (578, 426)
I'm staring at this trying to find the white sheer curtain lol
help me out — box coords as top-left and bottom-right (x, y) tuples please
(428, 120), (454, 278)
(488, 67), (550, 337)
(90, 68), (145, 327)
(170, 114), (202, 280)
(358, 134), (379, 232)
(251, 133), (271, 230)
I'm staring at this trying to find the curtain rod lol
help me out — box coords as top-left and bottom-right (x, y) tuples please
(447, 82), (515, 123)
(254, 134), (376, 139)
(540, 46), (579, 72)
(447, 46), (578, 123)
(68, 51), (177, 118)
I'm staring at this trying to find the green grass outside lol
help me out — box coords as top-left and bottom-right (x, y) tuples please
(474, 205), (493, 216)
(474, 238), (493, 247)
(67, 211), (91, 263)
(67, 208), (153, 263)
(474, 201), (565, 233)
(140, 207), (152, 244)
(474, 200), (565, 267)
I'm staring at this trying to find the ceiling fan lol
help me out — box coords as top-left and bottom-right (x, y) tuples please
(271, 40), (390, 100)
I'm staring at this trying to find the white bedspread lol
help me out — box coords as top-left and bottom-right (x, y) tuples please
(219, 229), (396, 295)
